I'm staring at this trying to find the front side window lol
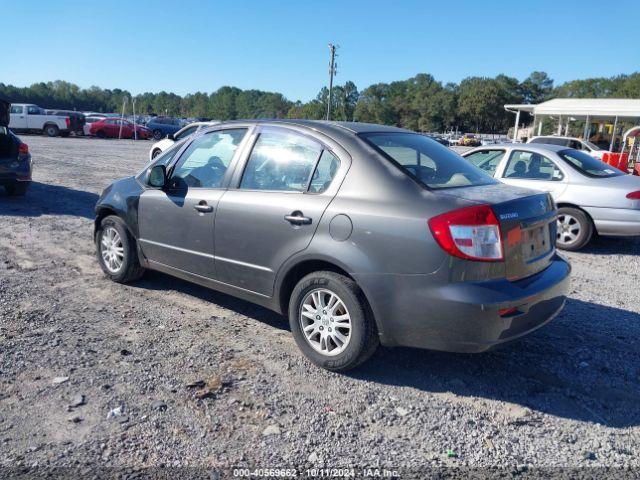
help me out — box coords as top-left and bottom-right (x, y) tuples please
(361, 132), (496, 189)
(240, 130), (322, 192)
(176, 126), (198, 140)
(463, 149), (505, 176)
(170, 128), (247, 188)
(27, 106), (41, 115)
(503, 150), (564, 181)
(10, 106), (23, 114)
(558, 149), (623, 178)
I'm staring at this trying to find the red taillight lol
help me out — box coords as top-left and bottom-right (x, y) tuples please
(428, 204), (504, 262)
(65, 117), (70, 128)
(18, 143), (29, 155)
(626, 191), (640, 199)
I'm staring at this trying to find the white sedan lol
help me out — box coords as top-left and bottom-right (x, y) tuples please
(148, 121), (219, 161)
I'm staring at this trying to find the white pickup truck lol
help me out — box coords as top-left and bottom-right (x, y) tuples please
(9, 104), (70, 137)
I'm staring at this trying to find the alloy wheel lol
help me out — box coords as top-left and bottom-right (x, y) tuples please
(557, 213), (581, 246)
(100, 226), (125, 273)
(300, 289), (352, 356)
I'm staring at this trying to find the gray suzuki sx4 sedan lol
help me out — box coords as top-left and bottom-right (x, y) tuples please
(95, 120), (570, 371)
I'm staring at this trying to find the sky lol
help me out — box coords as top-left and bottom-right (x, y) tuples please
(2, 0), (638, 102)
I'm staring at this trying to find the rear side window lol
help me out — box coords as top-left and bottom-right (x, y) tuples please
(240, 131), (323, 192)
(10, 106), (23, 114)
(558, 149), (623, 178)
(503, 150), (563, 181)
(361, 132), (496, 189)
(309, 151), (340, 193)
(463, 149), (505, 176)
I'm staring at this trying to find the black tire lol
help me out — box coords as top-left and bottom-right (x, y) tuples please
(44, 124), (59, 137)
(5, 183), (29, 196)
(151, 148), (162, 159)
(96, 215), (145, 283)
(153, 129), (163, 140)
(288, 271), (379, 372)
(556, 207), (593, 251)
(96, 130), (106, 139)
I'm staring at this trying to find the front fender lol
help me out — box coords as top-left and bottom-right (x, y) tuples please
(94, 176), (143, 240)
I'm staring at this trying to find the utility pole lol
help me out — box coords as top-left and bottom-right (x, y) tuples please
(326, 43), (338, 121)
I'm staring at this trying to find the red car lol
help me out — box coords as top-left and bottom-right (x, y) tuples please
(89, 118), (151, 140)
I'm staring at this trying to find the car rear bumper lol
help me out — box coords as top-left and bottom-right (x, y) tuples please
(0, 163), (32, 184)
(354, 256), (571, 352)
(584, 206), (640, 236)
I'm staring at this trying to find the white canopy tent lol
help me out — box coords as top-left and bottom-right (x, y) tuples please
(504, 98), (640, 150)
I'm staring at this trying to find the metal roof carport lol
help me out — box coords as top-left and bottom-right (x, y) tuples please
(505, 98), (640, 150)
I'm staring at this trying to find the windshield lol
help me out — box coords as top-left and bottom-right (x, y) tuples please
(361, 132), (497, 189)
(558, 149), (623, 178)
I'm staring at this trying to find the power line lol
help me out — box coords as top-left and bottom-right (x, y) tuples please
(326, 43), (338, 121)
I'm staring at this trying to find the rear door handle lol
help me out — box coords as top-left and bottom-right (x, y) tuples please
(284, 211), (312, 225)
(194, 201), (213, 213)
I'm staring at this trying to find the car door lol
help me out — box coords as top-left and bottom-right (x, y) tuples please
(214, 126), (344, 296)
(498, 149), (568, 198)
(137, 127), (250, 278)
(9, 105), (27, 129)
(25, 105), (42, 129)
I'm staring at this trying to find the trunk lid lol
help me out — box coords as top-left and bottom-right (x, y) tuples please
(441, 183), (557, 280)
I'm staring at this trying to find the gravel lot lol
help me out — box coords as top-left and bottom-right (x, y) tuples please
(1, 136), (639, 475)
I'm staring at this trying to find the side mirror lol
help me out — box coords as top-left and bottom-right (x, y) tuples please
(167, 133), (175, 141)
(148, 165), (166, 188)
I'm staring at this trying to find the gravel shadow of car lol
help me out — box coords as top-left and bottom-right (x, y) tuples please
(0, 182), (98, 219)
(579, 235), (640, 256)
(352, 298), (640, 428)
(131, 268), (640, 427)
(136, 271), (288, 332)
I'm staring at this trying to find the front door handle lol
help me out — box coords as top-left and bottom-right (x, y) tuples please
(284, 211), (312, 225)
(194, 201), (213, 213)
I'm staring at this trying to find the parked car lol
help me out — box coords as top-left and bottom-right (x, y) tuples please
(89, 118), (151, 139)
(9, 103), (70, 137)
(46, 110), (86, 136)
(84, 116), (105, 136)
(462, 143), (640, 251)
(149, 121), (220, 160)
(0, 99), (32, 196)
(95, 120), (570, 371)
(145, 117), (182, 140)
(528, 136), (606, 159)
(459, 134), (481, 147)
(481, 138), (509, 146)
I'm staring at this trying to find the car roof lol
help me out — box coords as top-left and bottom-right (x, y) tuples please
(205, 119), (410, 136)
(531, 135), (583, 141)
(469, 143), (568, 154)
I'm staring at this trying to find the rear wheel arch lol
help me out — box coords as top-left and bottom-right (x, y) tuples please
(555, 203), (595, 250)
(555, 203), (595, 228)
(277, 258), (381, 333)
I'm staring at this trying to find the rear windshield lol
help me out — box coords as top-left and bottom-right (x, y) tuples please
(361, 132), (497, 189)
(558, 149), (623, 178)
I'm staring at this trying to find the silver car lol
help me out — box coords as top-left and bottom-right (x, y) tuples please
(463, 143), (640, 250)
(95, 121), (570, 371)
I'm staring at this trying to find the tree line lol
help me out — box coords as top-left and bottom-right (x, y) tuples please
(1, 72), (638, 133)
